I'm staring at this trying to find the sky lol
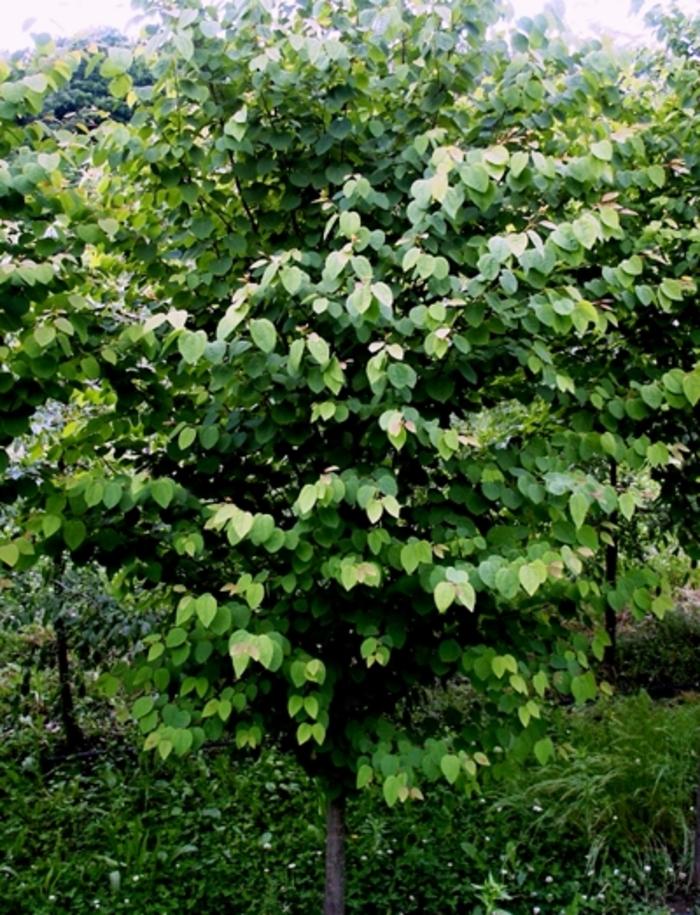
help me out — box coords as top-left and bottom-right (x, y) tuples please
(0, 0), (694, 51)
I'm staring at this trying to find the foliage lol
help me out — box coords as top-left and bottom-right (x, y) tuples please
(0, 0), (699, 853)
(2, 693), (699, 914)
(0, 559), (160, 751)
(0, 44), (104, 490)
(617, 603), (700, 695)
(39, 29), (149, 126)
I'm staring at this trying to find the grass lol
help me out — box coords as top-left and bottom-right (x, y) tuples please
(2, 692), (700, 914)
(5, 599), (700, 913)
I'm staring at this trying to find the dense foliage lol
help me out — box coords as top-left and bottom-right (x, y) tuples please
(40, 29), (147, 126)
(0, 0), (699, 910)
(3, 691), (700, 914)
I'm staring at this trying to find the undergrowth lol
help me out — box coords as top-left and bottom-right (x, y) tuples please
(2, 692), (700, 914)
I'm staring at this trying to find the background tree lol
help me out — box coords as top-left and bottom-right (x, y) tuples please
(40, 28), (148, 126)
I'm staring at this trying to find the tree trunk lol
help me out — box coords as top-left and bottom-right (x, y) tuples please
(324, 795), (346, 915)
(604, 460), (619, 674)
(55, 616), (83, 751)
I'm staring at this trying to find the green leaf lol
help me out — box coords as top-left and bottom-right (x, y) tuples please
(246, 582), (264, 609)
(382, 774), (401, 807)
(569, 492), (590, 529)
(647, 442), (669, 467)
(356, 764), (373, 789)
(647, 164), (666, 187)
(590, 139), (613, 161)
(63, 520), (86, 551)
(103, 482), (123, 509)
(572, 213), (600, 249)
(23, 73), (48, 93)
(571, 671), (597, 704)
(534, 737), (554, 765)
(371, 282), (393, 308)
(101, 47), (133, 78)
(196, 593), (217, 628)
(461, 163), (489, 193)
(618, 492), (636, 521)
(532, 671), (548, 697)
(304, 696), (319, 719)
(133, 696), (154, 719)
(34, 324), (56, 348)
(98, 217), (119, 238)
(217, 303), (248, 340)
(440, 754), (460, 785)
(0, 543), (19, 567)
(174, 30), (195, 61)
(484, 145), (509, 167)
(387, 363), (417, 389)
(434, 581), (456, 613)
(339, 211), (361, 236)
(455, 581), (476, 611)
(620, 255), (643, 276)
(230, 509), (254, 542)
(178, 427), (197, 450)
(640, 384), (662, 409)
(660, 278), (684, 302)
(151, 479), (174, 509)
(510, 150), (529, 176)
(307, 334), (330, 365)
(85, 481), (104, 508)
(682, 371), (700, 406)
(98, 673), (120, 698)
(250, 318), (277, 353)
(157, 741), (173, 761)
(166, 627), (187, 648)
(280, 266), (303, 296)
(400, 543), (419, 574)
(178, 330), (207, 364)
(256, 635), (275, 670)
(297, 484), (317, 515)
(518, 561), (546, 597)
(42, 514), (62, 538)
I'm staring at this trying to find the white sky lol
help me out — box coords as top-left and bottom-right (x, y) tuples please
(0, 0), (695, 51)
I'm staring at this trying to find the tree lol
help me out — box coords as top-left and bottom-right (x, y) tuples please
(0, 42), (111, 538)
(40, 29), (147, 126)
(1, 1), (699, 911)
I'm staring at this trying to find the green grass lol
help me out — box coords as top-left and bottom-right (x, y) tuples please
(3, 692), (700, 914)
(4, 598), (700, 914)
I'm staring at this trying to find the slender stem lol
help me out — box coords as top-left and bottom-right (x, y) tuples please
(55, 615), (84, 751)
(604, 459), (618, 673)
(208, 80), (260, 236)
(324, 794), (346, 915)
(232, 173), (260, 235)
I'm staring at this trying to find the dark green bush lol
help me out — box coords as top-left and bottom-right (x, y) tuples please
(617, 604), (700, 696)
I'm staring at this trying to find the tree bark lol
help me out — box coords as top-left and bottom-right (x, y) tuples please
(604, 460), (619, 674)
(324, 795), (346, 915)
(55, 615), (83, 751)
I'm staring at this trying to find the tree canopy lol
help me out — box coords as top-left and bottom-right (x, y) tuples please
(1, 1), (699, 909)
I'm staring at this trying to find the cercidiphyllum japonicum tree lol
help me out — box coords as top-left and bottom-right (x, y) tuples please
(510, 5), (700, 664)
(633, 4), (700, 546)
(2, 1), (700, 911)
(0, 41), (125, 565)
